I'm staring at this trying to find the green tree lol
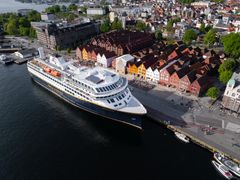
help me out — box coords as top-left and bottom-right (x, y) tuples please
(155, 30), (163, 40)
(80, 6), (87, 14)
(218, 59), (236, 74)
(199, 23), (205, 33)
(67, 14), (76, 21)
(100, 20), (110, 33)
(5, 18), (18, 35)
(212, 0), (224, 3)
(68, 4), (78, 11)
(111, 17), (122, 30)
(19, 26), (30, 36)
(45, 5), (61, 14)
(29, 27), (36, 38)
(205, 25), (212, 33)
(206, 87), (220, 99)
(166, 18), (180, 32)
(19, 17), (30, 27)
(178, 0), (194, 4)
(204, 29), (217, 47)
(219, 70), (233, 84)
(136, 20), (147, 31)
(27, 10), (41, 22)
(221, 33), (240, 59)
(183, 29), (197, 44)
(67, 48), (72, 54)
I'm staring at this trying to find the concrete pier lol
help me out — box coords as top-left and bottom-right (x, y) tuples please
(129, 83), (240, 163)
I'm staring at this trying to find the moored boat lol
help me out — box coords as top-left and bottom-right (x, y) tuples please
(212, 160), (233, 179)
(214, 152), (240, 178)
(0, 54), (14, 64)
(174, 132), (190, 143)
(27, 52), (147, 129)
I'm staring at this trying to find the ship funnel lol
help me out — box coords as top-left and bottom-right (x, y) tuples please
(38, 47), (45, 59)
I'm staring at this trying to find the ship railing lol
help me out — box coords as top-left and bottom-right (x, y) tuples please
(93, 77), (128, 97)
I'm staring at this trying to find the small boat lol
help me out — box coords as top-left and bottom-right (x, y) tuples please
(174, 132), (190, 143)
(212, 160), (233, 179)
(214, 152), (240, 177)
(0, 54), (14, 64)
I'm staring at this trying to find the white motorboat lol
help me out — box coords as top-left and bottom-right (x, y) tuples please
(212, 160), (233, 179)
(214, 152), (240, 178)
(174, 132), (190, 143)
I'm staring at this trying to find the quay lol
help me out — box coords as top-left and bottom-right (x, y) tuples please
(129, 82), (240, 164)
(14, 57), (31, 64)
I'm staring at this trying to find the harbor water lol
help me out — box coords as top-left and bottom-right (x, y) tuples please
(0, 0), (69, 13)
(0, 64), (224, 180)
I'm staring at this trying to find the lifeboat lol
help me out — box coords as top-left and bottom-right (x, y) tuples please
(50, 70), (61, 77)
(44, 67), (51, 73)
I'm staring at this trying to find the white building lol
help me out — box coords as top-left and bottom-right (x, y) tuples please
(87, 8), (106, 15)
(115, 54), (134, 74)
(146, 66), (160, 83)
(109, 11), (117, 23)
(222, 72), (240, 113)
(97, 52), (116, 68)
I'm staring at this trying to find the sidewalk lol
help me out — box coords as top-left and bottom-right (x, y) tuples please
(129, 83), (240, 161)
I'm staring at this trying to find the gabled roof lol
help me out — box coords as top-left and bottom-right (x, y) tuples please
(182, 70), (197, 83)
(175, 66), (190, 79)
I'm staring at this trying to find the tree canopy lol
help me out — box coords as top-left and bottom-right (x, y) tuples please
(218, 59), (236, 74)
(3, 11), (40, 37)
(100, 19), (111, 33)
(199, 23), (205, 33)
(45, 5), (61, 14)
(204, 29), (217, 47)
(136, 20), (147, 31)
(221, 33), (240, 59)
(155, 30), (163, 40)
(212, 0), (224, 3)
(206, 87), (219, 99)
(183, 29), (197, 44)
(166, 18), (181, 32)
(68, 4), (78, 11)
(111, 17), (122, 30)
(218, 59), (236, 84)
(178, 0), (194, 4)
(219, 70), (233, 85)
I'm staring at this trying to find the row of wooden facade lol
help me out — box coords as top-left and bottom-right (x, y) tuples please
(126, 44), (222, 96)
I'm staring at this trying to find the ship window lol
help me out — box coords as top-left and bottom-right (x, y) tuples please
(119, 103), (122, 105)
(110, 99), (115, 103)
(106, 86), (110, 91)
(121, 94), (125, 98)
(107, 100), (110, 103)
(99, 88), (103, 92)
(114, 104), (118, 107)
(102, 87), (107, 91)
(119, 96), (122, 100)
(96, 88), (100, 92)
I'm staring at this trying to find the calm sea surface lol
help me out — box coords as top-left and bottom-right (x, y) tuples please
(0, 63), (224, 180)
(0, 0), (69, 13)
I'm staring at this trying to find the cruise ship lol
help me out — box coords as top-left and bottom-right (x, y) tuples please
(27, 51), (147, 129)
